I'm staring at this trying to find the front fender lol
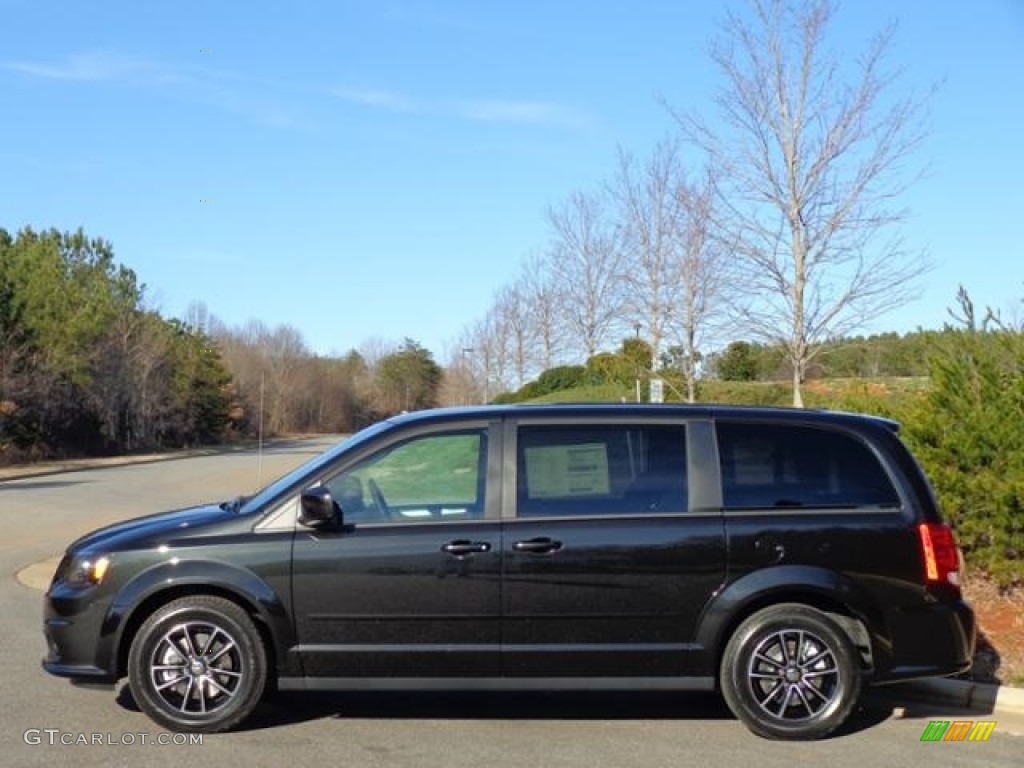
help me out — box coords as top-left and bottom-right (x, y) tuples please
(98, 558), (295, 677)
(693, 565), (886, 677)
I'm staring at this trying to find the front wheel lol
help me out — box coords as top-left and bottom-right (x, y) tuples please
(127, 596), (267, 733)
(720, 603), (862, 740)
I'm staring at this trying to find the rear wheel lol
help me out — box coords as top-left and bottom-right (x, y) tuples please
(128, 596), (267, 733)
(720, 603), (862, 740)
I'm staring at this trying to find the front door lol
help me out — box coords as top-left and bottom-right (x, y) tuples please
(291, 425), (501, 678)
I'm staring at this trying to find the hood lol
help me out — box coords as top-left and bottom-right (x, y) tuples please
(67, 503), (236, 555)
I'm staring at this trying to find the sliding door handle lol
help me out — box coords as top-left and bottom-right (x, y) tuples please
(513, 537), (563, 555)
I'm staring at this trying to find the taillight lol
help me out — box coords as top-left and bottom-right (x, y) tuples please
(918, 522), (962, 590)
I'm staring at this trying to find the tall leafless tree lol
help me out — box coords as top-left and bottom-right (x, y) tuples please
(517, 252), (564, 373)
(547, 189), (627, 359)
(675, 0), (930, 406)
(673, 167), (728, 402)
(490, 284), (532, 389)
(612, 140), (686, 370)
(457, 316), (508, 403)
(438, 344), (479, 407)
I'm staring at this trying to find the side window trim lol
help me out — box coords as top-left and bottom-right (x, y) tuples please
(688, 419), (722, 512)
(500, 417), (518, 521)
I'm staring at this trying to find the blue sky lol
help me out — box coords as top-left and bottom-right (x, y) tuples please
(2, 0), (1022, 360)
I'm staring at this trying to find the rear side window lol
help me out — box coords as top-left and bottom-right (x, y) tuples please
(716, 423), (899, 510)
(517, 425), (687, 517)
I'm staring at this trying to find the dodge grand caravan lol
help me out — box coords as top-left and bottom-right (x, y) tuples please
(43, 404), (975, 739)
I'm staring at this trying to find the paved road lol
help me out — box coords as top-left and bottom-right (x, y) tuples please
(1, 438), (1020, 767)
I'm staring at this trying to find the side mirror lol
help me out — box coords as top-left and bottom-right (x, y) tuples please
(299, 486), (337, 528)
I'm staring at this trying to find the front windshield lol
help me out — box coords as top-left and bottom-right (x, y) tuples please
(239, 419), (396, 515)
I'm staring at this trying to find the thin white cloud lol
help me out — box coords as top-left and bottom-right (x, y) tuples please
(332, 85), (588, 129)
(331, 86), (419, 113)
(2, 52), (166, 83)
(4, 51), (312, 131)
(5, 52), (589, 132)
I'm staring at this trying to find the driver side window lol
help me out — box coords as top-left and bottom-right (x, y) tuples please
(325, 430), (487, 525)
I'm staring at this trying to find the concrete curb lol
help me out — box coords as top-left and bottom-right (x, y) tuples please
(891, 678), (1024, 717)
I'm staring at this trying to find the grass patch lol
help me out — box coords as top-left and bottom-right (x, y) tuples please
(530, 383), (634, 403)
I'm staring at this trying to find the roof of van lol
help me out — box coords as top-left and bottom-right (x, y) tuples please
(381, 403), (901, 433)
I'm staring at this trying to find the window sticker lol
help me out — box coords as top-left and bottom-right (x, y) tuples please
(525, 443), (611, 498)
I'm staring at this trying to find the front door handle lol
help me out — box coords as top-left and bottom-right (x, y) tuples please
(513, 537), (563, 555)
(441, 540), (491, 557)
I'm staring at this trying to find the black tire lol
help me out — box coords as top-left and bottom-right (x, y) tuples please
(127, 596), (267, 733)
(720, 603), (862, 740)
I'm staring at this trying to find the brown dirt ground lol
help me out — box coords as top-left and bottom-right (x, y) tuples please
(963, 576), (1024, 686)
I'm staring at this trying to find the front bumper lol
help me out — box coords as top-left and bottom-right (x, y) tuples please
(42, 580), (120, 682)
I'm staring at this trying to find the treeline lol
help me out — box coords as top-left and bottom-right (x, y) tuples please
(0, 227), (449, 463)
(207, 319), (443, 436)
(708, 332), (940, 382)
(493, 330), (940, 404)
(0, 227), (232, 460)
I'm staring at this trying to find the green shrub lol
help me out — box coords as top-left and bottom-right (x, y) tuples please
(903, 328), (1024, 589)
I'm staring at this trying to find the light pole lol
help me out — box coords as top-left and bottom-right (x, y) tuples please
(461, 348), (473, 405)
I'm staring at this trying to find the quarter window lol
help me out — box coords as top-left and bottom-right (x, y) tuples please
(325, 430), (486, 524)
(716, 423), (899, 509)
(516, 425), (687, 517)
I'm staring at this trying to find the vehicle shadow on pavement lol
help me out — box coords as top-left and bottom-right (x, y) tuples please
(119, 686), (893, 737)
(250, 691), (895, 737)
(250, 690), (735, 728)
(871, 689), (996, 719)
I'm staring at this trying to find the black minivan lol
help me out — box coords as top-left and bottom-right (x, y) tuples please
(43, 404), (975, 739)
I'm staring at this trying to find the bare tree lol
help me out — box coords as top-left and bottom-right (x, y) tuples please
(612, 140), (686, 371)
(494, 282), (539, 389)
(675, 0), (930, 406)
(478, 310), (514, 397)
(453, 317), (506, 403)
(517, 251), (564, 372)
(547, 189), (627, 359)
(182, 300), (212, 336)
(438, 344), (478, 407)
(673, 167), (728, 402)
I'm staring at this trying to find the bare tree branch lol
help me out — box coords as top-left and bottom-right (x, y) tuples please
(546, 188), (627, 359)
(672, 0), (931, 405)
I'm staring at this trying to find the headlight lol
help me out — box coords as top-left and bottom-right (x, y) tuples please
(65, 555), (111, 587)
